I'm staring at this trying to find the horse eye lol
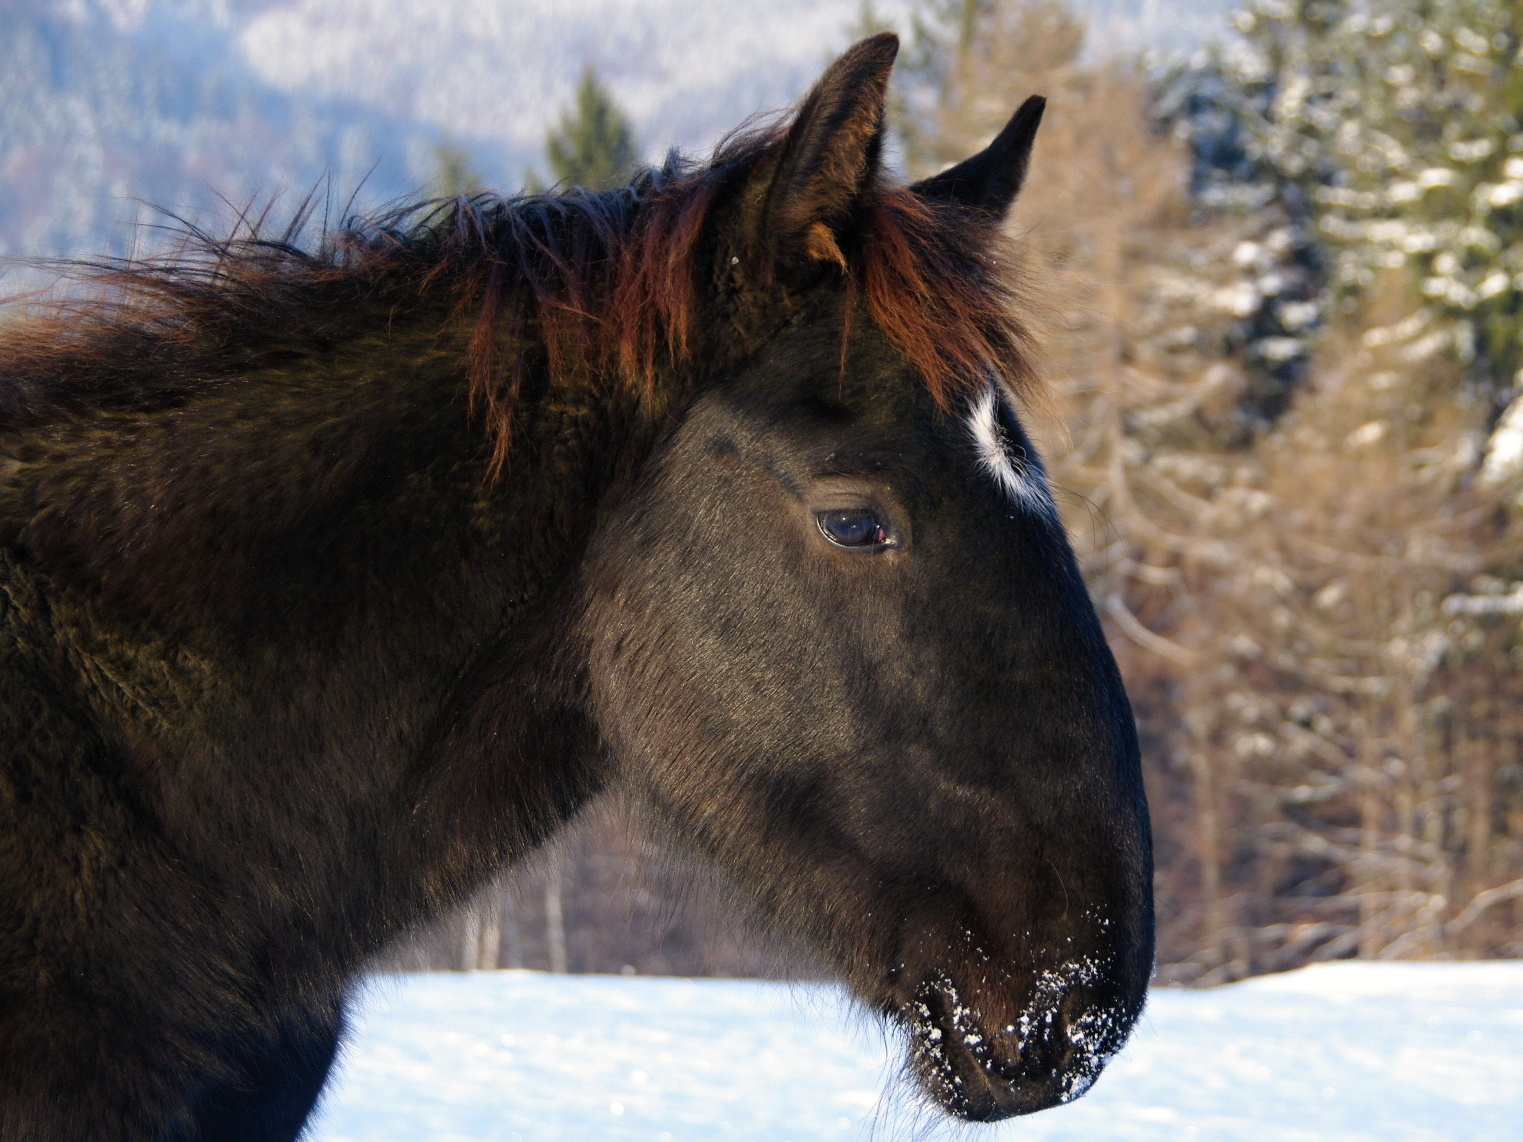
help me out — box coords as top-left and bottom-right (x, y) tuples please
(817, 509), (889, 548)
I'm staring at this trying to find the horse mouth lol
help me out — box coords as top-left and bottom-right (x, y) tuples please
(905, 964), (1131, 1121)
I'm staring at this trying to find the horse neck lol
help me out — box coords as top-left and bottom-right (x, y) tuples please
(0, 297), (653, 931)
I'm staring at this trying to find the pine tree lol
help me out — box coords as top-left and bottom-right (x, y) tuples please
(1306, 0), (1523, 494)
(432, 140), (484, 197)
(1163, 0), (1523, 448)
(1151, 1), (1352, 424)
(541, 68), (637, 191)
(431, 139), (483, 197)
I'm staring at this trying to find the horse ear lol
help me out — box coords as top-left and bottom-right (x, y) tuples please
(742, 32), (898, 272)
(910, 95), (1046, 220)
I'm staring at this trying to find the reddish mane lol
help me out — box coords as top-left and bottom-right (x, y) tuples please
(1, 133), (1040, 479)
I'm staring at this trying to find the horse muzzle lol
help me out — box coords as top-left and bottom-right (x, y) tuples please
(903, 960), (1139, 1121)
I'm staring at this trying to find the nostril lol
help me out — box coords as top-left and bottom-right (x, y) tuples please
(904, 963), (1140, 1119)
(1058, 988), (1089, 1031)
(1053, 989), (1092, 1069)
(1052, 990), (1133, 1103)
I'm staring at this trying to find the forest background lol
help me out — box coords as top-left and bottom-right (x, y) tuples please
(413, 0), (1523, 986)
(6, 0), (1522, 985)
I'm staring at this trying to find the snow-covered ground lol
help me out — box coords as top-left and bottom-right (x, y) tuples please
(307, 961), (1522, 1142)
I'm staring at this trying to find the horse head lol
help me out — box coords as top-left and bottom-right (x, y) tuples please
(579, 34), (1153, 1121)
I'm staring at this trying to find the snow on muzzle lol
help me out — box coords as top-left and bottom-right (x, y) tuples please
(902, 957), (1137, 1121)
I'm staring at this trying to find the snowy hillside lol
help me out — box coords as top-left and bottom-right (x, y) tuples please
(237, 0), (1235, 177)
(0, 0), (1233, 267)
(308, 962), (1522, 1142)
(0, 0), (424, 263)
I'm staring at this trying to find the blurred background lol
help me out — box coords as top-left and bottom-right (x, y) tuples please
(5, 0), (1521, 986)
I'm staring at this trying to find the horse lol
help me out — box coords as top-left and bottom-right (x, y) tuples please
(0, 33), (1152, 1140)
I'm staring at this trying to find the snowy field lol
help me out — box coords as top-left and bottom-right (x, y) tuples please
(306, 962), (1521, 1142)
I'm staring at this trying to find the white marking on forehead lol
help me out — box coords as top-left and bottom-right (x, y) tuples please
(967, 385), (1056, 517)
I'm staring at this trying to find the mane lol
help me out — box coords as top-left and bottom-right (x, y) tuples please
(0, 127), (1040, 478)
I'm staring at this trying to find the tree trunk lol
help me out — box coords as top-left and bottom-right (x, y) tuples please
(545, 861), (568, 973)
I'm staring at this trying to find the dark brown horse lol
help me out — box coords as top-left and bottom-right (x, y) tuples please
(0, 35), (1151, 1140)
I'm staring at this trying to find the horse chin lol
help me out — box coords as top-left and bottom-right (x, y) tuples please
(901, 966), (1134, 1121)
